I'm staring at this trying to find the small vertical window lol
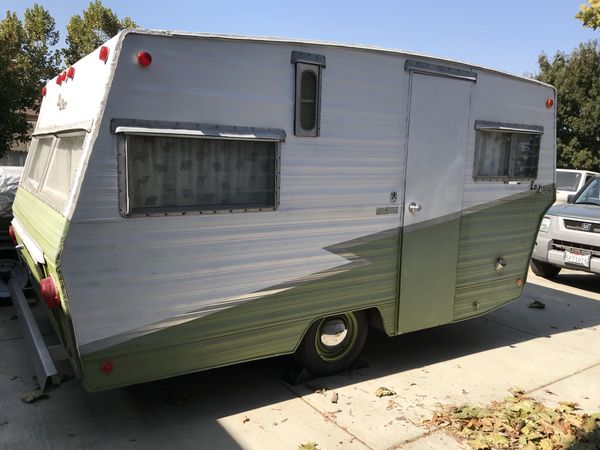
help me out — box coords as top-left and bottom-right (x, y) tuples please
(292, 51), (325, 137)
(473, 121), (542, 181)
(300, 70), (317, 130)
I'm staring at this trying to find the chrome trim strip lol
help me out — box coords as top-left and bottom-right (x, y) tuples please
(11, 217), (45, 264)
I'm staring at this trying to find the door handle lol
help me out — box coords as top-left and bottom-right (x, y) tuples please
(408, 202), (422, 214)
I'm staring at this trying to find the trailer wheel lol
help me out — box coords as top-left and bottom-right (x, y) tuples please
(297, 311), (368, 377)
(530, 259), (561, 279)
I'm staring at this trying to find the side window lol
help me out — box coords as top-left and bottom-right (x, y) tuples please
(292, 51), (325, 137)
(124, 135), (279, 216)
(23, 136), (55, 191)
(473, 122), (542, 181)
(38, 134), (86, 211)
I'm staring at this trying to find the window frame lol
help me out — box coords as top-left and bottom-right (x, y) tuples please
(22, 135), (57, 193)
(472, 120), (543, 182)
(21, 130), (87, 213)
(115, 121), (284, 218)
(292, 51), (325, 137)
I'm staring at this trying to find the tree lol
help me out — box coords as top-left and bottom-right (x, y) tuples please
(577, 0), (600, 29)
(63, 1), (137, 65)
(0, 5), (60, 157)
(536, 41), (600, 170)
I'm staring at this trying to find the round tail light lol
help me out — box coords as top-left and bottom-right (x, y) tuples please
(8, 225), (16, 246)
(100, 360), (114, 374)
(40, 277), (61, 309)
(137, 51), (152, 67)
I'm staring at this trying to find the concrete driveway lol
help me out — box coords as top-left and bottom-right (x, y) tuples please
(1, 269), (599, 450)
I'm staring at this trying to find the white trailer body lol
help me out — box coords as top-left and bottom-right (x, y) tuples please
(12, 30), (555, 390)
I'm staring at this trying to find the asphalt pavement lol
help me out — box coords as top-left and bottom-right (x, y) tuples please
(0, 268), (599, 449)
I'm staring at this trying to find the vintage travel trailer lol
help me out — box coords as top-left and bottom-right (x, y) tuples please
(10, 30), (555, 391)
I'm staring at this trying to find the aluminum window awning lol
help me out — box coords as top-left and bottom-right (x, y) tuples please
(111, 118), (286, 142)
(475, 120), (543, 134)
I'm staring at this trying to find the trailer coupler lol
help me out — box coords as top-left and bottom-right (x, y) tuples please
(7, 278), (58, 391)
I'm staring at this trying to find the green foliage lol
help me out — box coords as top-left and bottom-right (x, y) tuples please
(63, 0), (137, 65)
(536, 41), (600, 171)
(577, 0), (600, 29)
(0, 4), (60, 157)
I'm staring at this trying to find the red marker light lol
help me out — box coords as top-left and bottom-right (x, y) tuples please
(41, 86), (47, 97)
(516, 278), (524, 287)
(546, 98), (554, 109)
(55, 75), (62, 86)
(99, 45), (109, 62)
(67, 66), (75, 79)
(8, 225), (16, 246)
(137, 51), (152, 67)
(100, 360), (114, 374)
(40, 277), (61, 309)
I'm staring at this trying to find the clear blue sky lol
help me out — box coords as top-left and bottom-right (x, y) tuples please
(5, 0), (599, 75)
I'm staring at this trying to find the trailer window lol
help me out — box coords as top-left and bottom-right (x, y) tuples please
(474, 130), (541, 181)
(125, 135), (278, 215)
(38, 134), (85, 210)
(294, 63), (322, 137)
(23, 137), (54, 191)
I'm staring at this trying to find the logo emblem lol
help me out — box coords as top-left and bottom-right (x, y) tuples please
(581, 222), (592, 232)
(57, 94), (67, 111)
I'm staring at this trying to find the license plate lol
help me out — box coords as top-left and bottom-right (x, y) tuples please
(564, 250), (591, 267)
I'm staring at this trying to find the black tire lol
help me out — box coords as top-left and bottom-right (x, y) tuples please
(530, 259), (561, 279)
(297, 311), (368, 377)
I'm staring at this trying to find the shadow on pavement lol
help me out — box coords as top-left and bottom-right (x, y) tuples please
(548, 271), (600, 294)
(3, 275), (599, 449)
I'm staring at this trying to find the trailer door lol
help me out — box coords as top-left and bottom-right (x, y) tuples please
(398, 68), (474, 333)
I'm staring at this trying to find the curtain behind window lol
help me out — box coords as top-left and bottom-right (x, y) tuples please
(127, 135), (276, 213)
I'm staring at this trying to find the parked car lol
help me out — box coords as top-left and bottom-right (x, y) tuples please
(0, 166), (28, 299)
(531, 175), (600, 278)
(555, 169), (599, 204)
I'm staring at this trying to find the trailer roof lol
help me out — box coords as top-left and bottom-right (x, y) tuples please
(122, 29), (553, 90)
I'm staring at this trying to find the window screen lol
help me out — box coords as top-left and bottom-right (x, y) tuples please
(125, 135), (278, 215)
(474, 130), (541, 180)
(23, 136), (54, 191)
(39, 134), (85, 210)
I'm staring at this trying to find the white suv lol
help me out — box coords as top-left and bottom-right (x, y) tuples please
(532, 175), (600, 278)
(555, 169), (599, 204)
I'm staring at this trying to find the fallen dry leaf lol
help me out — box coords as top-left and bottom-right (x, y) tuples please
(528, 300), (546, 309)
(21, 389), (48, 404)
(375, 387), (395, 397)
(425, 388), (600, 450)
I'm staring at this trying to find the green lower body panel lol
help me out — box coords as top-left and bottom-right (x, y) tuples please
(453, 189), (553, 320)
(80, 189), (552, 391)
(81, 228), (401, 391)
(398, 216), (461, 333)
